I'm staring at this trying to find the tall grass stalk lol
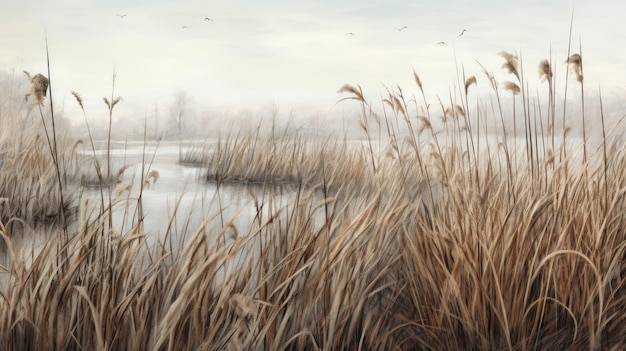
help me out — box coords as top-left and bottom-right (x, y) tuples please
(103, 69), (121, 228)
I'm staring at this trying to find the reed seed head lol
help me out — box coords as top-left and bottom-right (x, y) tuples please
(538, 59), (553, 82)
(71, 91), (84, 110)
(147, 169), (160, 184)
(503, 80), (520, 95)
(28, 73), (49, 104)
(498, 50), (520, 80)
(565, 54), (583, 82)
(498, 50), (518, 64)
(444, 105), (465, 120)
(413, 70), (423, 91)
(337, 84), (365, 102)
(112, 96), (122, 108)
(465, 76), (477, 95)
(454, 104), (466, 118)
(416, 116), (432, 134)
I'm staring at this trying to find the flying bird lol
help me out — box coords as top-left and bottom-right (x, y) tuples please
(204, 17), (215, 22)
(396, 26), (408, 32)
(436, 41), (447, 46)
(457, 29), (467, 37)
(182, 26), (190, 29)
(115, 14), (126, 19)
(345, 32), (355, 36)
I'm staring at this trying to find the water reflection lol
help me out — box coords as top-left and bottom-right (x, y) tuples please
(81, 143), (307, 247)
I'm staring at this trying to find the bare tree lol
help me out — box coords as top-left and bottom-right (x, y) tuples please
(168, 90), (192, 162)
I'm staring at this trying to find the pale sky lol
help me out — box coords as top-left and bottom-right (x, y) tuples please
(2, 0), (626, 128)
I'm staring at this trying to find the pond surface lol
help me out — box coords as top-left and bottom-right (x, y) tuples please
(0, 140), (313, 271)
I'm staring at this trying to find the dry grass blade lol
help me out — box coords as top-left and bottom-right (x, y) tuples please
(74, 286), (105, 350)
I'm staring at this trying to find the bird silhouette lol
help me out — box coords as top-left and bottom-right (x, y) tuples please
(457, 29), (467, 37)
(115, 14), (126, 19)
(396, 26), (408, 31)
(204, 17), (215, 22)
(182, 26), (190, 29)
(436, 41), (447, 46)
(345, 32), (355, 36)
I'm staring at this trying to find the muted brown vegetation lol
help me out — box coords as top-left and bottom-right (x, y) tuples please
(2, 43), (626, 351)
(0, 74), (74, 225)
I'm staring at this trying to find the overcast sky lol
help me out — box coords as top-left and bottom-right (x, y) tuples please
(2, 0), (626, 126)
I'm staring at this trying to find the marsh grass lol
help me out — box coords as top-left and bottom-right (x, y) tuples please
(206, 130), (370, 192)
(0, 75), (76, 226)
(180, 146), (210, 167)
(2, 38), (626, 351)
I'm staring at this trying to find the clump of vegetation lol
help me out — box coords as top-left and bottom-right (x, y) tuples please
(206, 129), (369, 191)
(0, 69), (76, 226)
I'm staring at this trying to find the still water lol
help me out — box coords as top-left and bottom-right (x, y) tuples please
(0, 140), (313, 272)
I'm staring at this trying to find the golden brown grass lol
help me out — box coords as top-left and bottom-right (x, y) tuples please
(4, 137), (626, 349)
(0, 76), (75, 225)
(2, 42), (626, 351)
(206, 130), (370, 192)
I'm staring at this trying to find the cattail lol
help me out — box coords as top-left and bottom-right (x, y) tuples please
(26, 73), (49, 104)
(538, 59), (553, 82)
(71, 91), (84, 110)
(464, 76), (477, 95)
(565, 53), (583, 82)
(498, 50), (520, 80)
(503, 81), (520, 95)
